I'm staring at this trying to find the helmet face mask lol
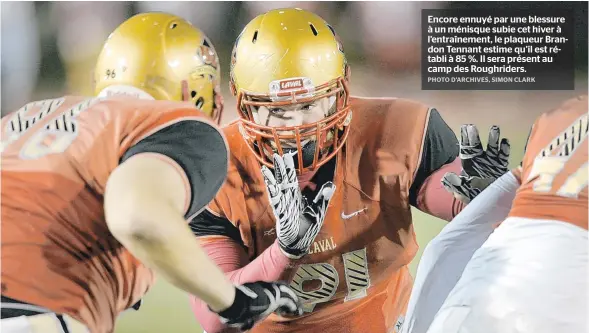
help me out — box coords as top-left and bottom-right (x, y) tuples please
(238, 79), (352, 173)
(180, 40), (224, 123)
(230, 8), (352, 174)
(94, 12), (223, 124)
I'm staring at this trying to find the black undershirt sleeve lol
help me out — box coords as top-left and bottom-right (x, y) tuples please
(409, 109), (460, 206)
(188, 210), (245, 247)
(120, 120), (228, 219)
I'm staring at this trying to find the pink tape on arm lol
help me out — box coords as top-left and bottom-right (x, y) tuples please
(189, 238), (295, 333)
(416, 159), (465, 222)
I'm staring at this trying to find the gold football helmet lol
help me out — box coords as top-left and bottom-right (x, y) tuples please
(230, 8), (352, 174)
(94, 12), (223, 123)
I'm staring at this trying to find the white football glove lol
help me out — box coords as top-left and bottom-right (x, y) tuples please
(261, 152), (335, 259)
(442, 124), (510, 204)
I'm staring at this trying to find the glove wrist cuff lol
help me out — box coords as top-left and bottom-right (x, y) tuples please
(212, 287), (247, 320)
(278, 245), (305, 260)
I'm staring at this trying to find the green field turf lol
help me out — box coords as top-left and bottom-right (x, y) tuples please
(114, 131), (530, 333)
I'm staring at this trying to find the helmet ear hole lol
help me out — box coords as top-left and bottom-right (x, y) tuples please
(191, 91), (197, 98)
(195, 97), (204, 109)
(309, 24), (318, 36)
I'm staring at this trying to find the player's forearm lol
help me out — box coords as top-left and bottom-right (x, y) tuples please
(225, 240), (294, 282)
(110, 201), (236, 312)
(190, 238), (295, 333)
(416, 159), (465, 221)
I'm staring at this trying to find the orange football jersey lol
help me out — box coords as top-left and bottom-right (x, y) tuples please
(509, 95), (588, 229)
(204, 97), (438, 333)
(1, 95), (209, 333)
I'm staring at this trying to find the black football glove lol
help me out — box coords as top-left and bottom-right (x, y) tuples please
(442, 124), (511, 204)
(213, 281), (303, 331)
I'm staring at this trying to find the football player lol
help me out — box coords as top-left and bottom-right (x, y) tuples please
(401, 95), (588, 333)
(0, 13), (301, 333)
(187, 8), (511, 333)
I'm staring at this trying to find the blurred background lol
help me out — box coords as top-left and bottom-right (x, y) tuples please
(1, 1), (587, 332)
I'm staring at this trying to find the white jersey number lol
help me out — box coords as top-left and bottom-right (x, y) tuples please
(2, 98), (103, 160)
(289, 248), (371, 313)
(526, 113), (588, 198)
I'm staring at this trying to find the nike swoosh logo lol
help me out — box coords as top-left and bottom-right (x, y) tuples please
(341, 207), (367, 220)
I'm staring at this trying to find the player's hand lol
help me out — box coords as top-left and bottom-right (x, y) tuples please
(215, 281), (303, 331)
(261, 152), (335, 259)
(442, 124), (510, 204)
